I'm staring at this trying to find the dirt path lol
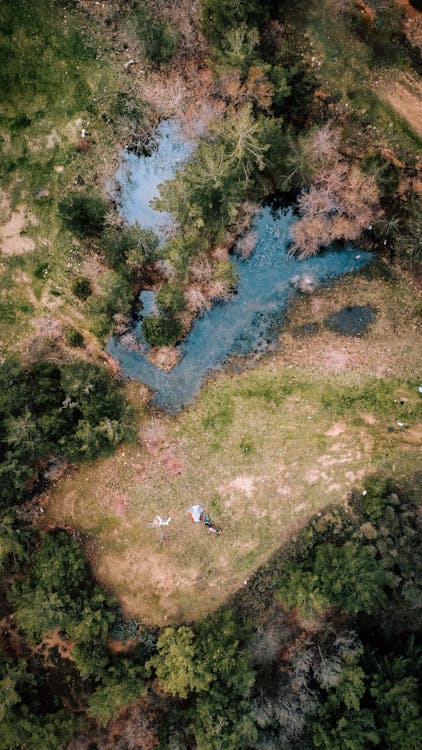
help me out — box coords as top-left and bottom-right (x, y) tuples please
(374, 70), (422, 138)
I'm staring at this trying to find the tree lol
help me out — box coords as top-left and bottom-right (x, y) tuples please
(200, 0), (272, 43)
(148, 626), (197, 698)
(10, 531), (87, 642)
(59, 191), (107, 238)
(290, 163), (380, 257)
(101, 225), (159, 271)
(276, 542), (388, 617)
(314, 542), (388, 615)
(372, 676), (422, 750)
(71, 276), (92, 300)
(142, 314), (183, 347)
(87, 662), (145, 726)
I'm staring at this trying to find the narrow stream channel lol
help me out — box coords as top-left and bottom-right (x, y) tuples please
(109, 121), (372, 413)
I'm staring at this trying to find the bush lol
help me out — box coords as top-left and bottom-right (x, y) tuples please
(201, 0), (272, 43)
(71, 276), (92, 300)
(101, 225), (159, 270)
(133, 5), (178, 67)
(59, 191), (107, 237)
(156, 282), (185, 314)
(142, 314), (183, 346)
(65, 328), (84, 347)
(361, 152), (400, 197)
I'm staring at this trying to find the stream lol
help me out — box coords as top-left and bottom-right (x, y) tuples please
(109, 120), (372, 414)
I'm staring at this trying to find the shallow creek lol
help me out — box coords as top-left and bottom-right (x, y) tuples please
(109, 120), (372, 413)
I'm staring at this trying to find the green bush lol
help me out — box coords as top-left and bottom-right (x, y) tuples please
(361, 152), (400, 197)
(71, 276), (92, 300)
(133, 5), (178, 67)
(59, 191), (107, 237)
(101, 224), (159, 270)
(201, 0), (272, 43)
(65, 327), (84, 347)
(142, 314), (183, 346)
(156, 282), (185, 314)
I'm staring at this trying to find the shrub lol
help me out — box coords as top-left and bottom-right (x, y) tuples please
(361, 152), (400, 197)
(156, 282), (185, 314)
(65, 328), (84, 347)
(142, 314), (183, 346)
(59, 191), (107, 237)
(101, 225), (159, 270)
(71, 276), (92, 300)
(201, 0), (272, 43)
(133, 4), (178, 68)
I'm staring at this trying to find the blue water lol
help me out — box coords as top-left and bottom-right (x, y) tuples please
(115, 119), (194, 235)
(108, 206), (372, 413)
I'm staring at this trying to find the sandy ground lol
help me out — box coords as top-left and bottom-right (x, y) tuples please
(374, 70), (422, 139)
(0, 192), (37, 255)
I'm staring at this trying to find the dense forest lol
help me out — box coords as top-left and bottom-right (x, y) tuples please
(0, 0), (421, 748)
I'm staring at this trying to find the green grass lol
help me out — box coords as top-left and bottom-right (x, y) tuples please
(46, 366), (422, 625)
(0, 0), (155, 354)
(284, 0), (422, 154)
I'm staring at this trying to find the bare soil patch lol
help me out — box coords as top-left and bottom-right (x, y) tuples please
(0, 199), (37, 255)
(374, 70), (422, 138)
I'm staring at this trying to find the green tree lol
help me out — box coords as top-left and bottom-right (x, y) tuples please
(201, 0), (272, 43)
(10, 531), (87, 642)
(371, 676), (422, 750)
(149, 626), (198, 698)
(87, 660), (145, 726)
(156, 281), (185, 315)
(71, 276), (92, 300)
(277, 542), (388, 617)
(101, 224), (159, 270)
(59, 191), (107, 238)
(142, 314), (183, 347)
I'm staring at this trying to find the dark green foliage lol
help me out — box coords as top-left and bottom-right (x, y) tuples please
(149, 610), (257, 750)
(156, 282), (185, 315)
(59, 191), (107, 238)
(101, 224), (159, 271)
(132, 4), (178, 68)
(142, 314), (183, 346)
(361, 151), (400, 197)
(0, 514), (31, 573)
(87, 270), (132, 340)
(0, 358), (132, 510)
(71, 275), (92, 300)
(200, 0), (272, 43)
(10, 532), (118, 673)
(87, 660), (145, 725)
(0, 650), (79, 750)
(396, 197), (422, 269)
(65, 327), (84, 347)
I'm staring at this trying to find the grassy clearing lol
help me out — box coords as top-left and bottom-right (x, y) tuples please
(46, 359), (421, 625)
(0, 0), (153, 355)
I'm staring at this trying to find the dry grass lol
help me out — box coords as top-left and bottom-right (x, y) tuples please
(278, 266), (422, 379)
(45, 347), (421, 625)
